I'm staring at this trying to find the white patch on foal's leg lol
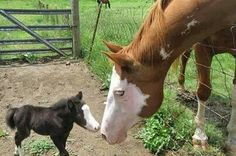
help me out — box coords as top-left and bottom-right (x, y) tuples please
(14, 146), (19, 155)
(226, 85), (236, 152)
(15, 146), (24, 156)
(192, 98), (208, 148)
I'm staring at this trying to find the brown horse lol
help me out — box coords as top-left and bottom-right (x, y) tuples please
(100, 0), (236, 154)
(178, 28), (236, 94)
(177, 28), (236, 149)
(97, 0), (110, 9)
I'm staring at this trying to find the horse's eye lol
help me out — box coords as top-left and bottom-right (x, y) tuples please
(114, 90), (125, 96)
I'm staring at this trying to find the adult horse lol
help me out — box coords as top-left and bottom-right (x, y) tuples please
(97, 0), (111, 9)
(178, 28), (236, 95)
(100, 0), (236, 153)
(177, 28), (236, 149)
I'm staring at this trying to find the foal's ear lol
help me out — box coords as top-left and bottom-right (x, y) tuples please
(77, 91), (83, 100)
(68, 99), (74, 109)
(103, 41), (123, 53)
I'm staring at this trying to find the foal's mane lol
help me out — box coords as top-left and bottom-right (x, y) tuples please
(51, 99), (68, 110)
(124, 0), (171, 64)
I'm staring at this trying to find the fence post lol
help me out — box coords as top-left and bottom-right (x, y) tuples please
(71, 0), (81, 58)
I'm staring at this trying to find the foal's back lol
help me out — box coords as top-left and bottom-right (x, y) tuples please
(14, 104), (70, 135)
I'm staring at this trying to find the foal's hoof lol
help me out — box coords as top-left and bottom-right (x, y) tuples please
(192, 138), (208, 150)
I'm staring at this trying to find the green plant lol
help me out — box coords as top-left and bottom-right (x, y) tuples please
(139, 100), (194, 154)
(24, 138), (55, 155)
(0, 129), (8, 138)
(16, 53), (38, 64)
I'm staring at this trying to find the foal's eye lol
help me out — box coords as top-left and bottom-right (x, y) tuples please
(114, 90), (125, 96)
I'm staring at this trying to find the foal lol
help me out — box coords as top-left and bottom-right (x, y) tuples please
(6, 91), (100, 156)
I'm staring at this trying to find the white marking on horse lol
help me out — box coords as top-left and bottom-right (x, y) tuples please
(101, 67), (149, 144)
(160, 48), (170, 60)
(82, 104), (100, 132)
(192, 98), (207, 141)
(181, 19), (199, 35)
(226, 85), (236, 150)
(187, 14), (194, 19)
(187, 19), (198, 29)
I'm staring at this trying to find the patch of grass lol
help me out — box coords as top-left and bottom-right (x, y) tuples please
(138, 83), (226, 155)
(23, 138), (55, 155)
(138, 87), (195, 154)
(0, 129), (8, 138)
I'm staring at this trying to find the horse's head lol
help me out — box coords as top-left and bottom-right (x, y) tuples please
(101, 42), (167, 144)
(68, 91), (100, 132)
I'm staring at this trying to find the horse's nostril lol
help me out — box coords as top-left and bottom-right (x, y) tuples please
(102, 134), (107, 140)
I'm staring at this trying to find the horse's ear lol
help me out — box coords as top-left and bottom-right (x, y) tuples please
(68, 99), (74, 109)
(103, 41), (123, 53)
(103, 52), (133, 68)
(78, 91), (83, 100)
(160, 0), (172, 10)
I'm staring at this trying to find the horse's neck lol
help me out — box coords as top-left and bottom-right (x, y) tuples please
(125, 0), (236, 65)
(165, 0), (236, 62)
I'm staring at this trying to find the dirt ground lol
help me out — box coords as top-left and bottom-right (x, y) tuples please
(0, 61), (153, 156)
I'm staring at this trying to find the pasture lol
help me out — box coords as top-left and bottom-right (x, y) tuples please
(0, 0), (235, 155)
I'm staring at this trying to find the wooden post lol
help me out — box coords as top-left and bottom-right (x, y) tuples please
(71, 0), (81, 58)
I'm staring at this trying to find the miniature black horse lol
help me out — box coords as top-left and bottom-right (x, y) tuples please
(6, 91), (100, 156)
(97, 0), (111, 8)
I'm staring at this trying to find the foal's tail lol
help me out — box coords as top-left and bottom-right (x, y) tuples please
(5, 108), (17, 129)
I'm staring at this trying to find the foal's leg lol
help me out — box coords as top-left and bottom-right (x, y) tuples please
(192, 43), (213, 149)
(14, 129), (30, 156)
(178, 49), (191, 93)
(226, 61), (236, 154)
(51, 136), (69, 156)
(62, 133), (70, 148)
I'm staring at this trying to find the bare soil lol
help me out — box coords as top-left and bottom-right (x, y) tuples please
(0, 61), (152, 156)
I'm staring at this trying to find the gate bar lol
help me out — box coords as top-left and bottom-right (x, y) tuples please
(0, 38), (72, 45)
(0, 10), (66, 56)
(0, 25), (70, 31)
(2, 9), (71, 15)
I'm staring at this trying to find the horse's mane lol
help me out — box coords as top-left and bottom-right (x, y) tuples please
(51, 95), (82, 110)
(51, 98), (68, 110)
(124, 0), (171, 64)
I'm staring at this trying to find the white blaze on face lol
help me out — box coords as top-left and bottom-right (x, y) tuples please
(101, 67), (149, 144)
(82, 104), (100, 132)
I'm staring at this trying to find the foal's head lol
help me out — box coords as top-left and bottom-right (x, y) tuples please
(68, 91), (100, 132)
